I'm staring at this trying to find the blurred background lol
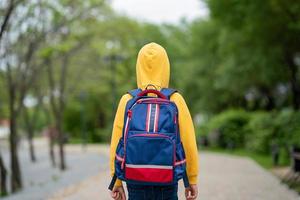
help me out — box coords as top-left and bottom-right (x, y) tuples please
(0, 0), (300, 199)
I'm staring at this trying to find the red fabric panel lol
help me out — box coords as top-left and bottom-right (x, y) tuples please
(125, 167), (173, 183)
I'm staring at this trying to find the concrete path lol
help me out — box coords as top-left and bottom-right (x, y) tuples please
(1, 139), (108, 200)
(49, 147), (300, 200)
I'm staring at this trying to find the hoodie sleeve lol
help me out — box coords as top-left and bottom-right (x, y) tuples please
(171, 92), (199, 184)
(109, 94), (132, 187)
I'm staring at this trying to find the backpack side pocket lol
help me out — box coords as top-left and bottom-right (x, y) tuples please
(115, 138), (125, 180)
(174, 142), (186, 180)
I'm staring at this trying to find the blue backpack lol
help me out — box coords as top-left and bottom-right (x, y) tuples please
(109, 88), (189, 189)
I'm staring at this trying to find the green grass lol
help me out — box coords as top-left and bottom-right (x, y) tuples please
(0, 193), (8, 197)
(67, 138), (82, 144)
(281, 178), (300, 194)
(67, 137), (110, 144)
(289, 183), (300, 194)
(200, 147), (276, 169)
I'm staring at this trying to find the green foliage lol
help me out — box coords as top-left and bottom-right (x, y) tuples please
(245, 112), (276, 154)
(200, 109), (300, 163)
(201, 110), (250, 148)
(274, 110), (300, 147)
(185, 0), (300, 114)
(245, 110), (300, 163)
(63, 101), (81, 138)
(2, 0), (300, 148)
(63, 90), (112, 143)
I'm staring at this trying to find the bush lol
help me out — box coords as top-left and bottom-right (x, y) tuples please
(245, 112), (276, 154)
(274, 110), (300, 147)
(245, 110), (300, 154)
(63, 92), (111, 143)
(201, 109), (250, 148)
(63, 100), (82, 139)
(89, 128), (111, 143)
(198, 108), (300, 167)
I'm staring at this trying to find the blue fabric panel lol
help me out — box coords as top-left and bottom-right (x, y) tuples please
(123, 179), (178, 186)
(160, 88), (177, 99)
(128, 88), (142, 97)
(129, 102), (178, 133)
(158, 104), (176, 133)
(126, 135), (174, 166)
(129, 104), (148, 132)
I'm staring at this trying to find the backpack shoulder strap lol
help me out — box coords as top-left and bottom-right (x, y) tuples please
(127, 88), (142, 97)
(160, 88), (177, 100)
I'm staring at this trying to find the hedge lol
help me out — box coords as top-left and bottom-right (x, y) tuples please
(197, 109), (300, 155)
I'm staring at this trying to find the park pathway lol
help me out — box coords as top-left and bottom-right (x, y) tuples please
(49, 146), (300, 200)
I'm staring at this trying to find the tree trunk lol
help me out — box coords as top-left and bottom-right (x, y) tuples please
(0, 153), (7, 196)
(46, 56), (68, 171)
(0, 0), (15, 42)
(58, 138), (65, 170)
(9, 115), (22, 192)
(286, 55), (300, 110)
(23, 109), (36, 162)
(49, 138), (56, 167)
(56, 114), (65, 170)
(57, 57), (67, 171)
(259, 86), (275, 111)
(265, 93), (275, 111)
(28, 133), (36, 162)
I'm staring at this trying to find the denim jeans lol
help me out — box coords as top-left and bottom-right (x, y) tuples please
(127, 183), (178, 200)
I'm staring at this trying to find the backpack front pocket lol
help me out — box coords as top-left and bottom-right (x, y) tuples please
(125, 134), (174, 184)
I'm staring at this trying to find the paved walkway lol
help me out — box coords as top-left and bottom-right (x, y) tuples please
(49, 147), (300, 200)
(1, 140), (108, 200)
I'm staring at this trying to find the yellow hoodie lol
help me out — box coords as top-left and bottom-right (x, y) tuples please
(110, 42), (199, 186)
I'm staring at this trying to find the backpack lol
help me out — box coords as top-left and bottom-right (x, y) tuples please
(109, 88), (190, 189)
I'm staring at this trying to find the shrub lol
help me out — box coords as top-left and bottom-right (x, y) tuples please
(63, 100), (82, 139)
(274, 110), (300, 147)
(245, 112), (276, 154)
(197, 108), (300, 167)
(63, 93), (111, 143)
(203, 109), (250, 148)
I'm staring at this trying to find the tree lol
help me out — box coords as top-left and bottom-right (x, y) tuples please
(183, 0), (300, 114)
(0, 0), (20, 195)
(0, 0), (50, 191)
(0, 150), (7, 196)
(22, 84), (45, 162)
(39, 0), (111, 170)
(0, 0), (19, 41)
(45, 49), (74, 170)
(206, 0), (300, 110)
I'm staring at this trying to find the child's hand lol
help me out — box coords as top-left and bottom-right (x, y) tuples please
(110, 186), (126, 200)
(185, 184), (198, 200)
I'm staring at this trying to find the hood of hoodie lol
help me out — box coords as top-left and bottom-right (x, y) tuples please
(136, 42), (170, 90)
